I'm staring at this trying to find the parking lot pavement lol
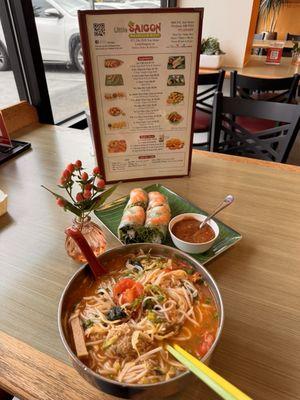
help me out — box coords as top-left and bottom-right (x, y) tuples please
(0, 64), (88, 123)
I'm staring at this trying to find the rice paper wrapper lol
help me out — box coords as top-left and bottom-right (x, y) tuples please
(128, 188), (148, 209)
(118, 205), (146, 243)
(145, 204), (171, 242)
(148, 191), (167, 209)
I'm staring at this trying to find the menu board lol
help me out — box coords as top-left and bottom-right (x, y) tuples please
(79, 9), (203, 183)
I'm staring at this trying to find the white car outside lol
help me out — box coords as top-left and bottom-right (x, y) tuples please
(0, 0), (160, 72)
(0, 0), (89, 72)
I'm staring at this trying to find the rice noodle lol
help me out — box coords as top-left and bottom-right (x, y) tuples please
(69, 253), (218, 384)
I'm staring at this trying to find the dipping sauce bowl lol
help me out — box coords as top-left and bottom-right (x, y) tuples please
(169, 213), (219, 254)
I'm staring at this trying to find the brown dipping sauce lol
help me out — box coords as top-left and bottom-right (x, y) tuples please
(172, 217), (215, 243)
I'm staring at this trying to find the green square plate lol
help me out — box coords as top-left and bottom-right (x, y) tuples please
(94, 184), (242, 264)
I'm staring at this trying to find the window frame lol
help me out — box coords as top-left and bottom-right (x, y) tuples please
(0, 0), (54, 123)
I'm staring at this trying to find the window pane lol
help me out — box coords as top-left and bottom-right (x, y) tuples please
(0, 20), (20, 109)
(31, 0), (89, 123)
(94, 0), (161, 9)
(32, 0), (53, 17)
(31, 0), (161, 123)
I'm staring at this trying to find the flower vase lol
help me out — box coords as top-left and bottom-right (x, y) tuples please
(65, 217), (106, 263)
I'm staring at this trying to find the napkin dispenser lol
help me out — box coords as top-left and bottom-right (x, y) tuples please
(0, 190), (8, 216)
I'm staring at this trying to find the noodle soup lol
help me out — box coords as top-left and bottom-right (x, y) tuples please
(67, 251), (219, 385)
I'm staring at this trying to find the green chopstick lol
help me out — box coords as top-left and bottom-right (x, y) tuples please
(167, 345), (252, 400)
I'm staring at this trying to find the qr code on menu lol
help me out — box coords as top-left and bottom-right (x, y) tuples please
(93, 23), (105, 37)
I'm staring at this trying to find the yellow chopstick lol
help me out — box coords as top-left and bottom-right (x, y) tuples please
(167, 344), (252, 400)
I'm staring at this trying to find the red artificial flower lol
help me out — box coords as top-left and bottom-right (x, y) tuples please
(66, 163), (75, 173)
(83, 189), (92, 199)
(93, 166), (101, 175)
(56, 198), (65, 207)
(76, 192), (84, 202)
(60, 176), (67, 186)
(74, 160), (82, 169)
(81, 172), (88, 181)
(62, 169), (71, 180)
(96, 179), (105, 189)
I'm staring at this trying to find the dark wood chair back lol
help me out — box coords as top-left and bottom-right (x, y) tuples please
(253, 33), (266, 55)
(230, 71), (299, 103)
(210, 92), (300, 163)
(286, 33), (300, 41)
(196, 70), (225, 114)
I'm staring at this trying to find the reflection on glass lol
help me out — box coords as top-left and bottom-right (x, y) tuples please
(94, 0), (161, 9)
(30, 0), (161, 122)
(0, 21), (19, 108)
(31, 0), (89, 122)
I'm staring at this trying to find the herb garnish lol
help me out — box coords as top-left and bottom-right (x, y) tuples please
(183, 268), (194, 275)
(83, 319), (94, 329)
(131, 296), (144, 310)
(106, 306), (127, 321)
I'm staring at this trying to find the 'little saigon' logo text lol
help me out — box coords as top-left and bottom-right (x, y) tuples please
(128, 21), (161, 38)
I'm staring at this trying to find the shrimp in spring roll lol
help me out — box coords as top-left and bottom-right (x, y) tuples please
(144, 192), (171, 243)
(128, 188), (148, 209)
(118, 188), (148, 243)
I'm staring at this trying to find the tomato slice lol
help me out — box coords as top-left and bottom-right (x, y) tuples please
(113, 278), (144, 305)
(197, 332), (215, 358)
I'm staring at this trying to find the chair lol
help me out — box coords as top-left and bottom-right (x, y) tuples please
(193, 70), (225, 148)
(285, 33), (300, 42)
(253, 32), (265, 56)
(210, 92), (300, 163)
(230, 71), (300, 133)
(283, 33), (300, 57)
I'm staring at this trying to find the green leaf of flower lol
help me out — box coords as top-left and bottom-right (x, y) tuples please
(41, 185), (82, 217)
(89, 183), (119, 212)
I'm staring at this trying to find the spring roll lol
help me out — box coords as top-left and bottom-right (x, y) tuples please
(144, 192), (171, 243)
(128, 188), (148, 209)
(118, 188), (148, 243)
(147, 192), (167, 209)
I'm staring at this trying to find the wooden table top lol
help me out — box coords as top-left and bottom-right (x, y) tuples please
(252, 39), (294, 49)
(199, 55), (300, 79)
(0, 123), (300, 400)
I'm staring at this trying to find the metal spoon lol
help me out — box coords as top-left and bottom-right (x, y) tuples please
(200, 195), (234, 229)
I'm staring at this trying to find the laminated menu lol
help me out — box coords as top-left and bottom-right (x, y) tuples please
(79, 8), (203, 182)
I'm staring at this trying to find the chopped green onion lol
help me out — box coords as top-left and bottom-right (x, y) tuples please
(83, 319), (94, 329)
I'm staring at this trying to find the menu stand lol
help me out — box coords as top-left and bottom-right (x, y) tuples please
(0, 140), (31, 165)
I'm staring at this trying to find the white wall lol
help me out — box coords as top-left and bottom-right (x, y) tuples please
(178, 0), (255, 68)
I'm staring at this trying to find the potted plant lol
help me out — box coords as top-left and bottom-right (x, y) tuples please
(199, 37), (225, 69)
(259, 0), (287, 39)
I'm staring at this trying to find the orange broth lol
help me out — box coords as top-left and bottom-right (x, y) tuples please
(68, 254), (219, 376)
